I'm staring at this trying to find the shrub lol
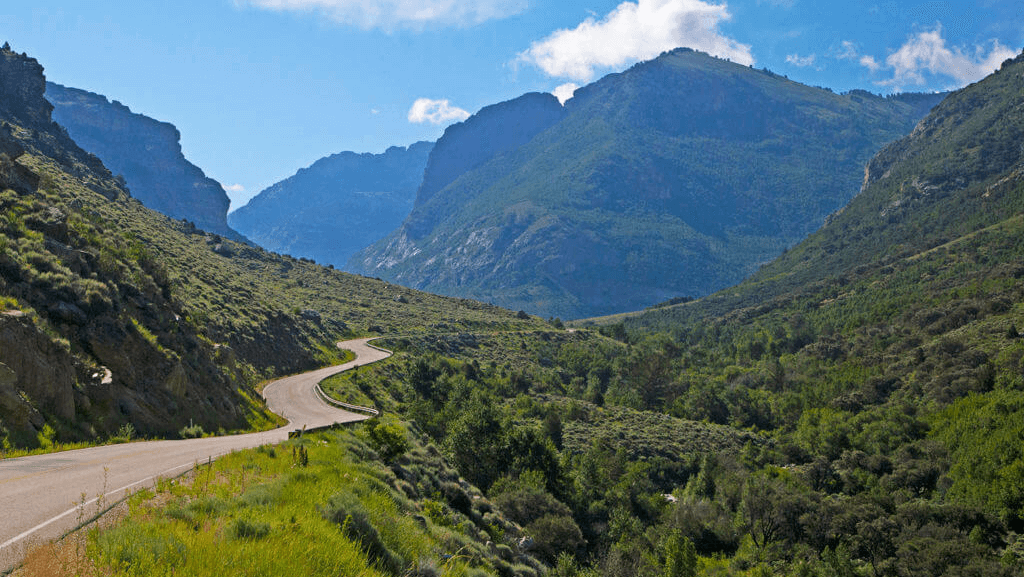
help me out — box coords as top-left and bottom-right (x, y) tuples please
(179, 422), (204, 439)
(230, 517), (271, 540)
(366, 417), (411, 462)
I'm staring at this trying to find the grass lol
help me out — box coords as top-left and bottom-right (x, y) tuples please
(21, 428), (543, 577)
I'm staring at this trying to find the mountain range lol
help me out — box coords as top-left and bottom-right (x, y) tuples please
(228, 142), (433, 267)
(348, 48), (945, 319)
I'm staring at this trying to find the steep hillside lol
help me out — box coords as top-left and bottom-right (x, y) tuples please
(229, 142), (432, 267)
(350, 48), (944, 319)
(45, 82), (246, 241)
(0, 45), (543, 452)
(561, 50), (1024, 575)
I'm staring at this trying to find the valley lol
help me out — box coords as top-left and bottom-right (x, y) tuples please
(1, 29), (1024, 577)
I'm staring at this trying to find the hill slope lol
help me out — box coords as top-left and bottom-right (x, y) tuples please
(350, 48), (944, 319)
(0, 45), (542, 451)
(45, 82), (246, 241)
(229, 142), (432, 266)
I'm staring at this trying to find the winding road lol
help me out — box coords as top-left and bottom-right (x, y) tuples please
(0, 337), (391, 572)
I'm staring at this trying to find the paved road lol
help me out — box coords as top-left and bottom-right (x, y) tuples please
(0, 338), (390, 572)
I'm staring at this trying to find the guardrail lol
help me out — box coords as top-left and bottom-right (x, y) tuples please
(313, 383), (380, 416)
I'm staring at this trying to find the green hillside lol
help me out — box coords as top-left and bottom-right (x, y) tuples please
(351, 48), (944, 319)
(558, 50), (1024, 575)
(0, 45), (542, 452)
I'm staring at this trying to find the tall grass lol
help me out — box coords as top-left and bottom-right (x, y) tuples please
(39, 428), (524, 576)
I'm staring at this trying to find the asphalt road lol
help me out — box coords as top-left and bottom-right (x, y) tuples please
(0, 337), (390, 571)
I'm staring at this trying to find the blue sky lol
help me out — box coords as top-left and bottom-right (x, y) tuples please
(1, 1), (1021, 208)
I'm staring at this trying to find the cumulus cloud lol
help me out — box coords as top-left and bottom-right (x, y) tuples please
(519, 0), (754, 82)
(882, 26), (1017, 88)
(224, 183), (246, 193)
(240, 0), (526, 29)
(552, 83), (579, 104)
(785, 53), (815, 67)
(859, 55), (881, 72)
(408, 98), (471, 124)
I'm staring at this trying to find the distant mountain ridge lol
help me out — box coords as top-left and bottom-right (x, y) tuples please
(228, 142), (433, 267)
(45, 82), (245, 241)
(350, 48), (946, 319)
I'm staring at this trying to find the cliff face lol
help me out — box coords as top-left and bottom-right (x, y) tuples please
(45, 82), (246, 241)
(0, 42), (52, 127)
(229, 142), (432, 266)
(414, 92), (565, 209)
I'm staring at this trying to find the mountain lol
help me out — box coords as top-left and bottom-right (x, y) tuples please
(349, 48), (945, 319)
(45, 82), (246, 241)
(0, 44), (541, 450)
(228, 142), (432, 267)
(554, 50), (1024, 575)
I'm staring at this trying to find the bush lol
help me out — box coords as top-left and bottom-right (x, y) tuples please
(366, 417), (411, 462)
(230, 517), (270, 540)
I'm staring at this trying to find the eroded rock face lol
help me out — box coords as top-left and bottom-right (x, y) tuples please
(0, 43), (52, 127)
(0, 314), (78, 423)
(45, 82), (246, 241)
(229, 141), (433, 267)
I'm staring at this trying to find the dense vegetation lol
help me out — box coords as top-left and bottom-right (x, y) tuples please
(7, 40), (1024, 577)
(352, 48), (943, 319)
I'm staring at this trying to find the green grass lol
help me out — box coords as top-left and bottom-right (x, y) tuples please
(38, 427), (543, 577)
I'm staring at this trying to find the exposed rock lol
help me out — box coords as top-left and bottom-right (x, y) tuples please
(0, 44), (52, 126)
(0, 314), (78, 422)
(45, 82), (247, 241)
(49, 301), (87, 325)
(351, 49), (946, 319)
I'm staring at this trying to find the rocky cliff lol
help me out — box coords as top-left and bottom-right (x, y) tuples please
(229, 142), (432, 266)
(45, 82), (246, 241)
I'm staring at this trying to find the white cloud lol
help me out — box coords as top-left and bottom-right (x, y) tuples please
(240, 0), (526, 30)
(785, 53), (815, 67)
(224, 183), (246, 193)
(859, 55), (881, 72)
(836, 40), (858, 61)
(881, 26), (1017, 88)
(519, 0), (754, 82)
(407, 98), (471, 124)
(552, 83), (579, 104)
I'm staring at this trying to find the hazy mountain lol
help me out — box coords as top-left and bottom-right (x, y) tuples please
(349, 48), (945, 319)
(229, 142), (432, 266)
(45, 82), (246, 241)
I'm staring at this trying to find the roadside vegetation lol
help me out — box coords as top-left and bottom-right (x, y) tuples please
(19, 425), (547, 577)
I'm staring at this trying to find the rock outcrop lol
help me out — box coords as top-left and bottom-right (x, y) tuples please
(46, 82), (246, 241)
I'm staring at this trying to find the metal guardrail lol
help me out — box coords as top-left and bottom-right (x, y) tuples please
(313, 383), (380, 416)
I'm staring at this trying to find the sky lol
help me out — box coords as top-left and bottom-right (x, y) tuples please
(1, 1), (1021, 209)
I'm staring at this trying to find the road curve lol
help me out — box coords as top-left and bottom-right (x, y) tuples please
(0, 337), (390, 572)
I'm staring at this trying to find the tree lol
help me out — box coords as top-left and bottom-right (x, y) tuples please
(662, 530), (697, 577)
